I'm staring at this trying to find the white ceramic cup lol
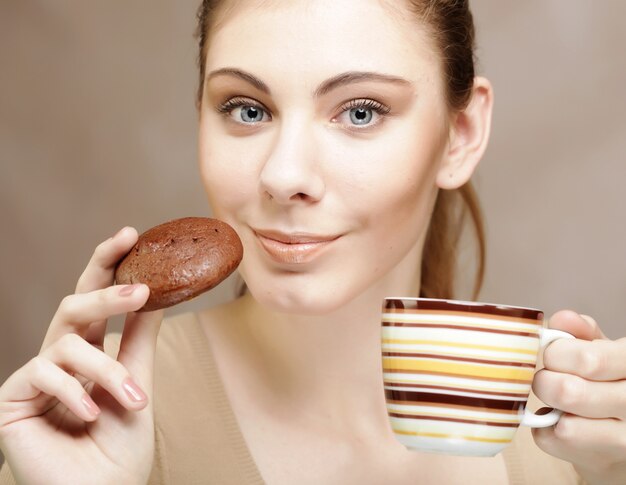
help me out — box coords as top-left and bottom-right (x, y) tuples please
(382, 297), (574, 456)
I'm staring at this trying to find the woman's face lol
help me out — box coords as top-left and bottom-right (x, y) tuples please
(199, 0), (450, 314)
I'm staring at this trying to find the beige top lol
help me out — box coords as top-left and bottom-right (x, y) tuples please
(0, 312), (584, 484)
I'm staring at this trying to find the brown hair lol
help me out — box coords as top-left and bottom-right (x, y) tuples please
(194, 0), (486, 300)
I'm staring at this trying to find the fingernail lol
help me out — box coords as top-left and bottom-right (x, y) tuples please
(123, 377), (147, 403)
(119, 284), (141, 297)
(82, 393), (101, 417)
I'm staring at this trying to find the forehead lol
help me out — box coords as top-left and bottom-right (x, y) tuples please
(205, 0), (441, 88)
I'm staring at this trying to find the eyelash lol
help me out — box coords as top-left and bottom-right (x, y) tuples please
(337, 98), (390, 117)
(215, 97), (391, 129)
(216, 96), (266, 117)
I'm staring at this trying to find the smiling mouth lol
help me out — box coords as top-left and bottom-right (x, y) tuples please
(252, 229), (340, 264)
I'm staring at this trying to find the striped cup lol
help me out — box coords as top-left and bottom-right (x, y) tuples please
(381, 297), (574, 457)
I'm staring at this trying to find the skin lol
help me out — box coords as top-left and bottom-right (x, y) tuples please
(0, 0), (624, 484)
(196, 0), (503, 483)
(0, 227), (162, 484)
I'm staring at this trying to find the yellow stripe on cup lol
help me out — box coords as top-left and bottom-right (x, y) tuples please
(382, 357), (534, 382)
(382, 299), (543, 456)
(381, 338), (538, 356)
(392, 429), (513, 444)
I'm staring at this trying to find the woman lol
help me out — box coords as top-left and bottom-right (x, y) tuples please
(1, 0), (624, 483)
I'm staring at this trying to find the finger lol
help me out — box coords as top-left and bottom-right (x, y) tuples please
(532, 414), (626, 477)
(83, 320), (108, 350)
(42, 284), (149, 351)
(39, 333), (148, 410)
(73, 227), (138, 349)
(547, 310), (607, 341)
(532, 369), (626, 419)
(115, 308), (164, 397)
(0, 357), (102, 424)
(543, 337), (626, 381)
(75, 226), (138, 294)
(580, 314), (609, 340)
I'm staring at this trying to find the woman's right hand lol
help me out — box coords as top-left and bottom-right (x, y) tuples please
(0, 227), (163, 485)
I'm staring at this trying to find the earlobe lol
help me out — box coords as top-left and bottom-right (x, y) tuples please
(436, 77), (494, 190)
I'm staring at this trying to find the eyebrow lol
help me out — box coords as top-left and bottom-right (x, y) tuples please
(314, 71), (411, 97)
(206, 68), (412, 97)
(207, 68), (270, 94)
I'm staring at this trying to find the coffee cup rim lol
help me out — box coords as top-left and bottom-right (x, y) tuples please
(383, 297), (543, 321)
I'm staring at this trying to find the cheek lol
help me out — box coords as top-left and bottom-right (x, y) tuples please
(325, 122), (445, 230)
(354, 167), (437, 263)
(198, 116), (264, 216)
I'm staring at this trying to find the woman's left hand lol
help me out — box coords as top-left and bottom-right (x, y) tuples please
(532, 310), (626, 485)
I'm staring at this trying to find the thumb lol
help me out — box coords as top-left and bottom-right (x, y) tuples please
(116, 308), (164, 398)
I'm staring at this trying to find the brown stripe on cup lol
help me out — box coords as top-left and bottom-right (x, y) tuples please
(382, 351), (537, 368)
(385, 389), (526, 412)
(381, 321), (540, 338)
(383, 382), (528, 398)
(381, 297), (546, 456)
(383, 297), (543, 321)
(387, 413), (520, 428)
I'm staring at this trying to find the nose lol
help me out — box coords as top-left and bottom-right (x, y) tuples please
(259, 117), (325, 205)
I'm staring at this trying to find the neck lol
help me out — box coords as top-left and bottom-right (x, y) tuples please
(236, 249), (422, 437)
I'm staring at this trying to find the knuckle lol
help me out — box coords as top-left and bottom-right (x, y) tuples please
(93, 239), (109, 260)
(59, 372), (77, 393)
(29, 356), (66, 389)
(101, 359), (129, 386)
(58, 294), (79, 320)
(557, 376), (585, 409)
(41, 333), (86, 362)
(580, 348), (605, 379)
(28, 356), (50, 378)
(25, 355), (46, 376)
(57, 333), (85, 351)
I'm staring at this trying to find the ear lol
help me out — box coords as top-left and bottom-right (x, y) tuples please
(436, 77), (494, 189)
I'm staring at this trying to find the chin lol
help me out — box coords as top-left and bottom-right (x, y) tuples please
(244, 274), (355, 316)
(256, 287), (347, 316)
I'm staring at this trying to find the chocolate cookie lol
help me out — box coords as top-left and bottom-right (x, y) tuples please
(115, 217), (243, 311)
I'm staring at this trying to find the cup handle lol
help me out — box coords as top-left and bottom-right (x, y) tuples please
(539, 327), (575, 348)
(520, 327), (575, 428)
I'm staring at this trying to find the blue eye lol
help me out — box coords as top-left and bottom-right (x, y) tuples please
(237, 105), (266, 123)
(216, 97), (271, 124)
(349, 108), (373, 125)
(335, 99), (390, 129)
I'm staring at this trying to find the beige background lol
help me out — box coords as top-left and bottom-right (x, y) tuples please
(1, 0), (625, 467)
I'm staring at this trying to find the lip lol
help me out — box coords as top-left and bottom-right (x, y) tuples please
(252, 228), (341, 264)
